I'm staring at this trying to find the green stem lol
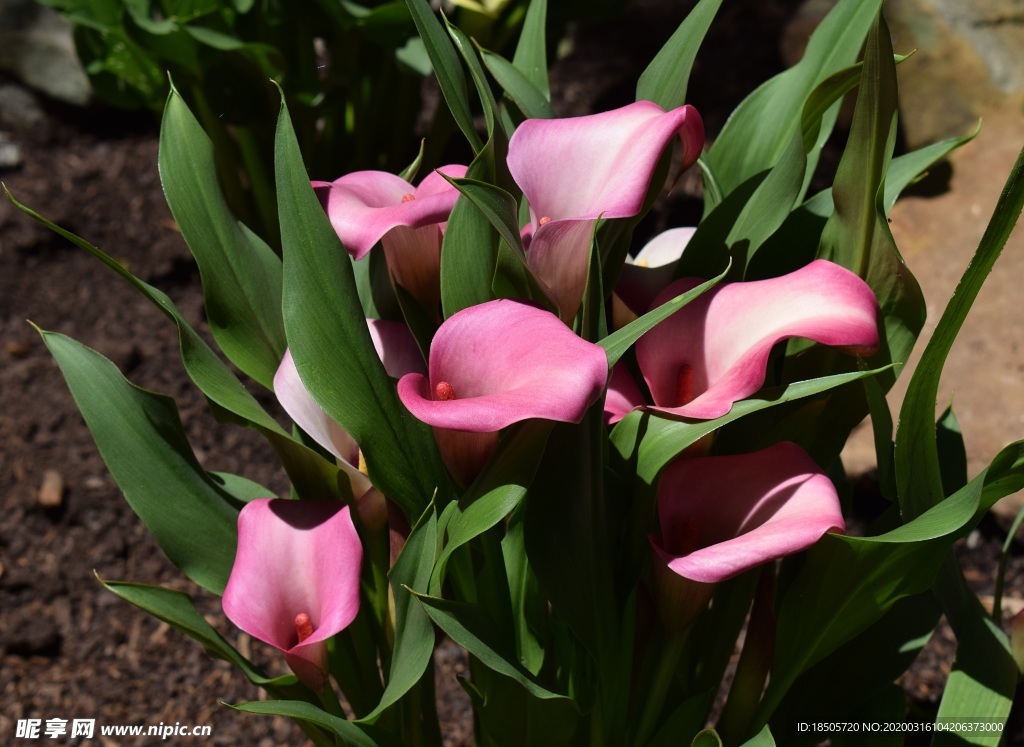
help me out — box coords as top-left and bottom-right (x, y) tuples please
(634, 629), (690, 746)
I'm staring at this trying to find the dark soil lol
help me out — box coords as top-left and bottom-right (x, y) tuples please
(1, 1), (1022, 745)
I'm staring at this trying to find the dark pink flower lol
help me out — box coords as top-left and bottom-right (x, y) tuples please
(508, 102), (703, 320)
(314, 165), (468, 313)
(222, 499), (362, 690)
(397, 299), (609, 485)
(626, 259), (878, 421)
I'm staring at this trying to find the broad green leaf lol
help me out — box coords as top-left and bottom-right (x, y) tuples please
(749, 132), (975, 280)
(160, 85), (285, 389)
(440, 137), (501, 316)
(404, 0), (482, 151)
(207, 471), (274, 503)
(933, 560), (1015, 745)
(502, 508), (545, 675)
(635, 0), (721, 109)
(599, 263), (728, 366)
(4, 188), (348, 504)
(40, 331), (238, 594)
(511, 0), (548, 97)
(444, 15), (498, 138)
(481, 49), (554, 119)
(411, 592), (575, 703)
(612, 368), (890, 486)
(648, 692), (714, 747)
(896, 139), (1024, 518)
(231, 700), (403, 747)
(275, 96), (441, 515)
(358, 505), (438, 722)
(524, 410), (618, 680)
(708, 0), (879, 198)
(430, 421), (551, 592)
(100, 580), (286, 686)
(464, 664), (579, 747)
(818, 13), (924, 397)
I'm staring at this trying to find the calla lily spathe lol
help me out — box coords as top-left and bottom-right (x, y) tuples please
(508, 101), (704, 321)
(274, 318), (426, 499)
(397, 299), (609, 485)
(222, 498), (362, 691)
(314, 165), (468, 314)
(608, 259), (879, 422)
(649, 442), (844, 628)
(615, 226), (697, 322)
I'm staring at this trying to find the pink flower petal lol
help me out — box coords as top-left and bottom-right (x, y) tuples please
(650, 442), (845, 583)
(616, 227), (696, 316)
(508, 101), (703, 223)
(275, 321), (424, 497)
(604, 362), (646, 425)
(523, 218), (597, 321)
(222, 499), (362, 689)
(398, 299), (608, 431)
(314, 165), (467, 259)
(637, 260), (879, 419)
(397, 299), (609, 483)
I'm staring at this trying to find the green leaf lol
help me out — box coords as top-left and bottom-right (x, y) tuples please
(159, 85), (285, 389)
(231, 700), (403, 747)
(444, 15), (498, 138)
(691, 729), (723, 747)
(40, 331), (238, 594)
(100, 580), (284, 686)
(933, 557), (1016, 745)
(896, 139), (1024, 518)
(511, 0), (548, 98)
(635, 0), (721, 109)
(613, 367), (890, 486)
(404, 0), (482, 152)
(708, 0), (879, 199)
(358, 505), (438, 722)
(481, 49), (554, 119)
(440, 137), (502, 316)
(740, 725), (776, 747)
(599, 263), (727, 366)
(4, 188), (349, 505)
(430, 421), (551, 592)
(275, 95), (441, 516)
(410, 592), (574, 703)
(819, 13), (924, 396)
(207, 471), (274, 503)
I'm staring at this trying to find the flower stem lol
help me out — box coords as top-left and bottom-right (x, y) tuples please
(634, 628), (690, 745)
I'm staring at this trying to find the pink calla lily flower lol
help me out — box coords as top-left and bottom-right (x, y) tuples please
(314, 165), (468, 314)
(508, 101), (704, 321)
(274, 319), (426, 499)
(222, 498), (362, 691)
(649, 442), (844, 628)
(629, 259), (878, 421)
(397, 299), (609, 485)
(651, 442), (845, 583)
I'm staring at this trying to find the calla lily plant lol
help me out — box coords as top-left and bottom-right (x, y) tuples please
(25, 0), (1024, 745)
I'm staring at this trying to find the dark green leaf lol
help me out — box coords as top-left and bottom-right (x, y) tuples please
(404, 0), (481, 151)
(160, 85), (285, 389)
(481, 49), (554, 119)
(275, 95), (441, 515)
(40, 331), (238, 594)
(511, 0), (548, 98)
(231, 700), (403, 747)
(636, 0), (721, 109)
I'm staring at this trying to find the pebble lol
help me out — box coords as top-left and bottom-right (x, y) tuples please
(37, 468), (64, 508)
(0, 131), (22, 170)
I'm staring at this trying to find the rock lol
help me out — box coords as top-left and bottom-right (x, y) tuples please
(0, 132), (21, 170)
(37, 468), (64, 509)
(0, 0), (91, 106)
(0, 82), (45, 131)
